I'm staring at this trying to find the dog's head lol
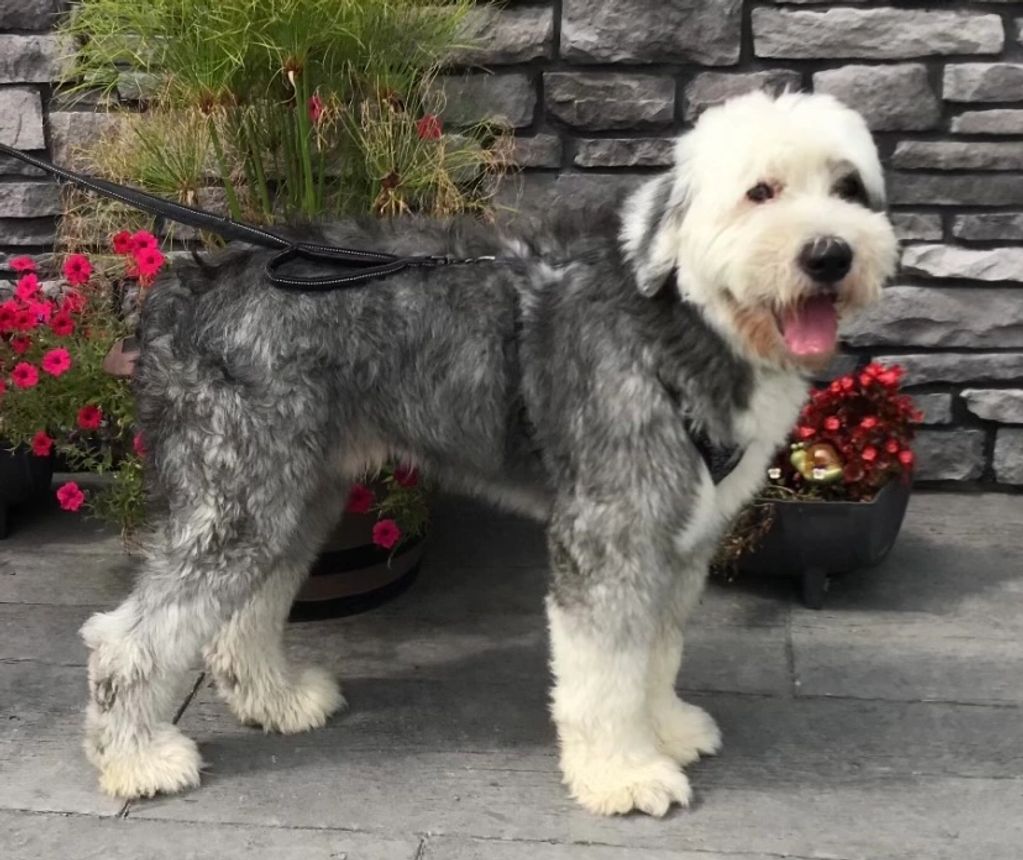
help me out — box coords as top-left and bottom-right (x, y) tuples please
(621, 90), (898, 371)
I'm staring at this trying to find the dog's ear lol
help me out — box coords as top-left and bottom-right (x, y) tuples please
(620, 168), (688, 298)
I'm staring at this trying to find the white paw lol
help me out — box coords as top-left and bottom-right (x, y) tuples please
(561, 745), (692, 817)
(652, 699), (722, 766)
(225, 665), (346, 734)
(89, 723), (203, 800)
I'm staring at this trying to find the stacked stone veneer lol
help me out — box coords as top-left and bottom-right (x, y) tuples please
(3, 0), (1023, 485)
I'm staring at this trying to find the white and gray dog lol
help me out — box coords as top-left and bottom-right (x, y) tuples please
(82, 91), (898, 816)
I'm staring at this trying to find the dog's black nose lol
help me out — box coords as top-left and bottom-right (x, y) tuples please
(798, 236), (853, 284)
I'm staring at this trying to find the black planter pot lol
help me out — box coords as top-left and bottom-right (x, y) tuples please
(0, 445), (54, 539)
(738, 479), (912, 609)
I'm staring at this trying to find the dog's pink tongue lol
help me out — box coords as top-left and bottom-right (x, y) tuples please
(782, 297), (838, 356)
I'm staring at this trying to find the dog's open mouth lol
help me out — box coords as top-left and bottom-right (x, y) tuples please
(778, 296), (839, 357)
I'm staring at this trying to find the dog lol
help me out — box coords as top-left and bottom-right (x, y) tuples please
(80, 91), (898, 816)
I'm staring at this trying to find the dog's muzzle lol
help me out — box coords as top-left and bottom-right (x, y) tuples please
(798, 236), (853, 287)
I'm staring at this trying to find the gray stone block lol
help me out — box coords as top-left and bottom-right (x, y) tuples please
(843, 286), (1023, 348)
(562, 0), (742, 65)
(0, 88), (45, 150)
(753, 8), (1004, 59)
(0, 218), (56, 246)
(813, 64), (940, 131)
(911, 392), (954, 425)
(891, 212), (943, 242)
(994, 429), (1023, 484)
(0, 182), (60, 218)
(497, 171), (644, 221)
(889, 173), (1023, 206)
(505, 134), (562, 169)
(951, 110), (1023, 135)
(684, 70), (803, 120)
(48, 110), (130, 171)
(573, 138), (675, 168)
(450, 4), (553, 66)
(0, 34), (62, 83)
(892, 141), (1023, 171)
(545, 72), (675, 130)
(945, 63), (1023, 102)
(0, 0), (65, 30)
(953, 213), (1023, 242)
(879, 353), (1023, 385)
(440, 73), (536, 128)
(901, 244), (1023, 283)
(913, 429), (986, 481)
(962, 389), (1023, 423)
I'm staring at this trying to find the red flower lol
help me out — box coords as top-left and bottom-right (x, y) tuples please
(31, 430), (54, 457)
(76, 404), (103, 430)
(371, 518), (401, 550)
(393, 464), (419, 487)
(41, 347), (72, 377)
(132, 431), (147, 457)
(63, 254), (93, 286)
(14, 273), (39, 301)
(56, 481), (86, 512)
(60, 290), (86, 314)
(11, 362), (38, 389)
(861, 446), (878, 463)
(131, 230), (158, 252)
(308, 94), (324, 124)
(860, 416), (878, 430)
(0, 299), (17, 332)
(416, 113), (442, 141)
(898, 449), (914, 467)
(823, 416), (840, 432)
(346, 483), (375, 514)
(797, 425), (816, 440)
(112, 231), (134, 255)
(885, 439), (900, 455)
(840, 376), (854, 391)
(878, 371), (899, 387)
(10, 335), (31, 355)
(29, 298), (53, 323)
(50, 313), (75, 336)
(134, 247), (166, 278)
(9, 255), (36, 273)
(13, 307), (37, 332)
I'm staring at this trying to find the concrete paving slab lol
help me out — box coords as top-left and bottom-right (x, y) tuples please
(0, 603), (95, 665)
(422, 837), (803, 860)
(0, 549), (136, 606)
(3, 810), (421, 860)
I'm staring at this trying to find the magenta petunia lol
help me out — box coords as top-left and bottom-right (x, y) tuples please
(56, 481), (86, 512)
(371, 518), (401, 550)
(41, 347), (72, 377)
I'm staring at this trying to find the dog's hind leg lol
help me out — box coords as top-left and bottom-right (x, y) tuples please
(203, 489), (346, 734)
(546, 498), (692, 818)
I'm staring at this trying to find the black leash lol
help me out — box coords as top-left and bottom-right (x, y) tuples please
(0, 142), (493, 291)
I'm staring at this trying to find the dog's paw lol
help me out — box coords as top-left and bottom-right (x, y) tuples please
(90, 724), (203, 800)
(226, 665), (346, 734)
(652, 699), (722, 766)
(561, 747), (692, 817)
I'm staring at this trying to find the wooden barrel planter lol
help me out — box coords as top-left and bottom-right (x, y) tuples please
(289, 511), (426, 621)
(738, 479), (912, 609)
(0, 445), (54, 539)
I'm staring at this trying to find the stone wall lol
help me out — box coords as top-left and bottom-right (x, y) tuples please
(3, 0), (1023, 486)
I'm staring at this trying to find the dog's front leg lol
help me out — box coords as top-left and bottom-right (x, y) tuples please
(546, 510), (691, 817)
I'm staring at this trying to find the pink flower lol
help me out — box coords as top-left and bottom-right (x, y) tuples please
(132, 431), (147, 458)
(76, 404), (103, 430)
(112, 231), (134, 255)
(308, 94), (324, 124)
(31, 430), (54, 457)
(134, 247), (165, 278)
(9, 255), (36, 273)
(346, 483), (375, 514)
(393, 464), (419, 487)
(371, 518), (401, 550)
(0, 299), (17, 332)
(131, 231), (158, 253)
(13, 307), (37, 332)
(823, 416), (840, 432)
(50, 313), (74, 337)
(41, 347), (72, 377)
(10, 335), (31, 354)
(29, 298), (53, 323)
(898, 449), (914, 467)
(14, 273), (39, 301)
(416, 114), (442, 141)
(63, 254), (93, 286)
(11, 362), (38, 389)
(56, 481), (85, 512)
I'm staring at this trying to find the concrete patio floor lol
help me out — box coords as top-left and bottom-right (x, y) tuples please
(1, 491), (1021, 859)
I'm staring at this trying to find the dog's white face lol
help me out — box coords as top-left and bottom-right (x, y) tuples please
(623, 91), (899, 370)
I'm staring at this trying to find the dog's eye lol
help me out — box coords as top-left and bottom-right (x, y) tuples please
(746, 182), (775, 203)
(835, 174), (867, 204)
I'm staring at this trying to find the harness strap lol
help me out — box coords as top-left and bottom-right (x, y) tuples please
(0, 142), (478, 291)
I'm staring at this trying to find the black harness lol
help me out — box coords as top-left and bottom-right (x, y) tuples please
(0, 142), (745, 483)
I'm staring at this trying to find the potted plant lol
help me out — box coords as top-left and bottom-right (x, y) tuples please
(716, 362), (921, 608)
